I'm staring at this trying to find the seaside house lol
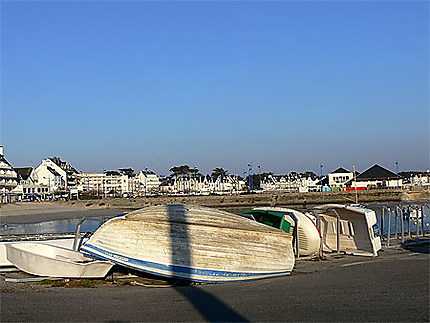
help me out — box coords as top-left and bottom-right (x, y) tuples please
(136, 170), (161, 195)
(14, 167), (49, 200)
(328, 167), (355, 189)
(213, 174), (244, 194)
(348, 164), (401, 189)
(34, 157), (79, 195)
(0, 146), (19, 203)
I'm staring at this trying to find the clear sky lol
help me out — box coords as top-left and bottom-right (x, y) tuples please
(1, 1), (428, 176)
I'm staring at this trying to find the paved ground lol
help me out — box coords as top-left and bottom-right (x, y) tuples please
(1, 245), (428, 322)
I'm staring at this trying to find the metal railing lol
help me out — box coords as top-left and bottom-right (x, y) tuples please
(365, 202), (429, 247)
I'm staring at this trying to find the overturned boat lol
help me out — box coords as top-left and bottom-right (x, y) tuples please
(239, 207), (321, 257)
(6, 242), (113, 278)
(312, 204), (381, 256)
(81, 204), (295, 283)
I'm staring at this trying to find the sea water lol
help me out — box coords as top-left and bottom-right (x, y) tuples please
(0, 216), (107, 236)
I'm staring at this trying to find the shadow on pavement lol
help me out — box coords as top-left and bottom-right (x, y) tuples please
(401, 239), (430, 254)
(167, 204), (248, 322)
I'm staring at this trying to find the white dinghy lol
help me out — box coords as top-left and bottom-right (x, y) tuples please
(313, 204), (381, 256)
(6, 242), (113, 278)
(81, 204), (295, 283)
(0, 237), (88, 267)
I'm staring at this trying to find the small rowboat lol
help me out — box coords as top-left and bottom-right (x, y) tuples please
(81, 204), (295, 283)
(6, 242), (113, 278)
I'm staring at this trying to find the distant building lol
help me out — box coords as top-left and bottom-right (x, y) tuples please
(348, 164), (401, 189)
(14, 167), (49, 200)
(328, 167), (355, 188)
(136, 170), (161, 195)
(79, 171), (131, 197)
(34, 159), (64, 195)
(0, 146), (19, 203)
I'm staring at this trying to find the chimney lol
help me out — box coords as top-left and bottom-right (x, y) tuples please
(0, 146), (3, 156)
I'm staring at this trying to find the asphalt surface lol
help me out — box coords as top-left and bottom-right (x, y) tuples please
(1, 246), (429, 322)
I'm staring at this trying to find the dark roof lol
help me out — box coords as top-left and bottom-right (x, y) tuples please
(15, 167), (33, 180)
(49, 157), (79, 174)
(47, 166), (61, 177)
(356, 164), (398, 180)
(331, 167), (350, 174)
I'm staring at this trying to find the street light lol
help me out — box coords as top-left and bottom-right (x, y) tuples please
(320, 164), (324, 192)
(258, 165), (261, 191)
(395, 161), (399, 187)
(194, 166), (197, 195)
(248, 163), (253, 193)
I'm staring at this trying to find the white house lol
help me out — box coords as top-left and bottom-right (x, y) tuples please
(349, 164), (402, 189)
(328, 167), (354, 188)
(14, 167), (49, 200)
(0, 146), (19, 203)
(136, 170), (161, 195)
(34, 157), (79, 194)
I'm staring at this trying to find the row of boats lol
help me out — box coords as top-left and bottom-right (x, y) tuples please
(1, 204), (381, 283)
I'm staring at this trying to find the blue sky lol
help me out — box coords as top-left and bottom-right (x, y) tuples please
(1, 1), (428, 176)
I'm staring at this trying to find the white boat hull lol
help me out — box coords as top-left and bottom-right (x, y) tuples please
(315, 204), (381, 256)
(6, 242), (113, 278)
(82, 205), (295, 283)
(0, 237), (87, 267)
(254, 207), (321, 256)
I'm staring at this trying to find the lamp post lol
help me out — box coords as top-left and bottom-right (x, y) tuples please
(395, 161), (399, 188)
(258, 165), (261, 191)
(194, 166), (197, 195)
(320, 164), (323, 192)
(248, 163), (253, 193)
(182, 170), (186, 195)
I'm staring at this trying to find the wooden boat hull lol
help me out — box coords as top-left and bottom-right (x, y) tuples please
(81, 205), (294, 283)
(6, 242), (113, 278)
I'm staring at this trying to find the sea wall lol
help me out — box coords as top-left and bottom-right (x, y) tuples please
(62, 189), (428, 213)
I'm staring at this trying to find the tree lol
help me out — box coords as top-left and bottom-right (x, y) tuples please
(211, 168), (228, 180)
(169, 165), (191, 176)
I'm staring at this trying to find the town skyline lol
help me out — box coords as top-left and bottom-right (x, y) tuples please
(1, 1), (428, 175)
(3, 146), (428, 178)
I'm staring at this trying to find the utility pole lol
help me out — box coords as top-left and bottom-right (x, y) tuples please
(353, 164), (358, 203)
(395, 161), (399, 188)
